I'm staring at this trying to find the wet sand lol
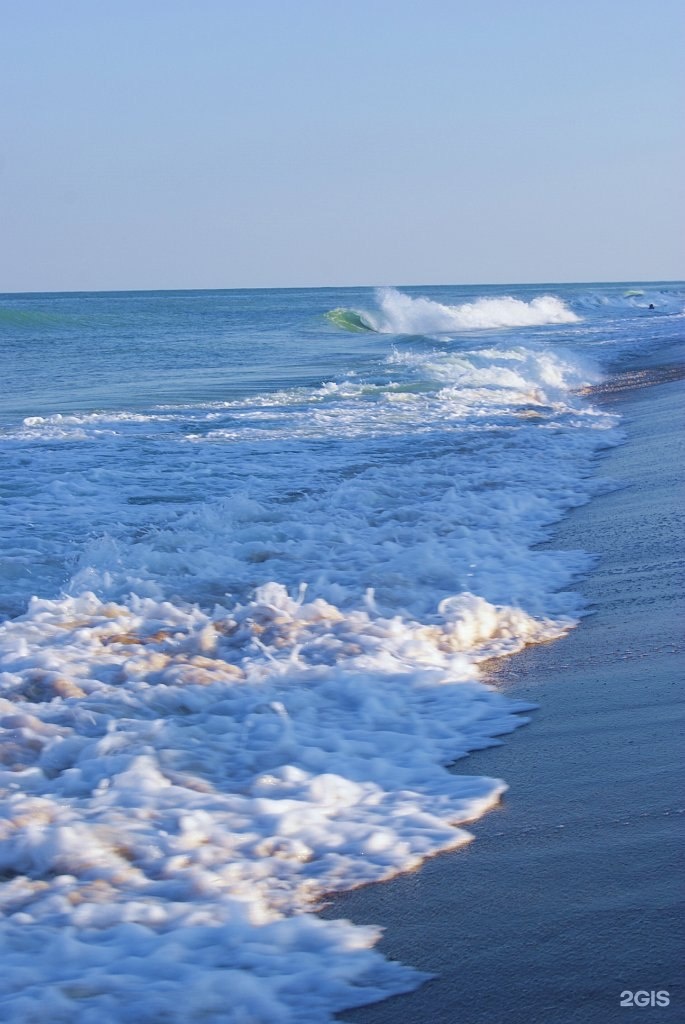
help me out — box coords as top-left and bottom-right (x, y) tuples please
(326, 353), (684, 1023)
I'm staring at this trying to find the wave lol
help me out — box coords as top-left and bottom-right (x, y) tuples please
(2, 342), (612, 624)
(327, 287), (580, 335)
(325, 307), (376, 332)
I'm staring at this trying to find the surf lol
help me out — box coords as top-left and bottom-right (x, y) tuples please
(326, 287), (580, 335)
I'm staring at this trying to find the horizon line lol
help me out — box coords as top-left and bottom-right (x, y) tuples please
(2, 277), (684, 298)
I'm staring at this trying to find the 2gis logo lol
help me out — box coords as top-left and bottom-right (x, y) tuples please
(620, 990), (670, 1008)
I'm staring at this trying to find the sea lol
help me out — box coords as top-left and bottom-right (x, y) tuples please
(1, 282), (683, 1022)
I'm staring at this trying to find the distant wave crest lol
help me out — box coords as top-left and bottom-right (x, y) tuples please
(327, 287), (580, 335)
(574, 286), (685, 313)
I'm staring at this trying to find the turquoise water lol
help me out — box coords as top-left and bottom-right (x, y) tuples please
(0, 281), (683, 1023)
(1, 287), (388, 419)
(2, 281), (680, 419)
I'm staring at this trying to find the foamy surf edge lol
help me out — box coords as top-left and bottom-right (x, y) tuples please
(0, 580), (570, 1022)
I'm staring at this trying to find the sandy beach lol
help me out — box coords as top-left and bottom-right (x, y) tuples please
(327, 348), (684, 1023)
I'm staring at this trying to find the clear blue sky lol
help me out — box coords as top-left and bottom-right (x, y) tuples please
(1, 0), (683, 291)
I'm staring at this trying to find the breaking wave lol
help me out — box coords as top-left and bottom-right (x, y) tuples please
(325, 308), (376, 333)
(327, 287), (580, 335)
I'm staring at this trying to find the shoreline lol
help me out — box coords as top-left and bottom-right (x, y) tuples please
(324, 354), (684, 1023)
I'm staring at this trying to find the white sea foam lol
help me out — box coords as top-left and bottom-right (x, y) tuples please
(0, 583), (555, 1021)
(4, 410), (178, 443)
(339, 287), (580, 335)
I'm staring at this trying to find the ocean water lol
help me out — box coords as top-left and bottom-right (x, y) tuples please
(1, 281), (683, 1022)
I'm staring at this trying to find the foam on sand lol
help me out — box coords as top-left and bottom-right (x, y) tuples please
(0, 583), (555, 1021)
